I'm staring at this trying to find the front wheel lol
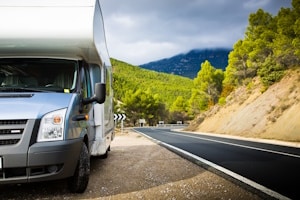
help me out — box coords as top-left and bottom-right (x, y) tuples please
(68, 143), (90, 193)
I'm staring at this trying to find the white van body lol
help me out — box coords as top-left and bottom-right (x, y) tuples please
(0, 0), (114, 193)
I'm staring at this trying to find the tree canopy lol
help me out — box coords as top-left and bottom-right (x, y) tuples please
(224, 0), (300, 88)
(188, 60), (224, 115)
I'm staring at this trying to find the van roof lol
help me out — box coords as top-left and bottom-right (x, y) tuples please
(0, 0), (95, 6)
(0, 0), (111, 66)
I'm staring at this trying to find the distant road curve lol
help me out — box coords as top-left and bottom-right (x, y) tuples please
(134, 127), (300, 200)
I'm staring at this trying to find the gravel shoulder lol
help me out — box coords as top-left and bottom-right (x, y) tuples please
(0, 130), (263, 200)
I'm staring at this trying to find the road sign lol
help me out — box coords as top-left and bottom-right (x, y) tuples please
(114, 113), (126, 134)
(139, 119), (145, 123)
(114, 113), (126, 121)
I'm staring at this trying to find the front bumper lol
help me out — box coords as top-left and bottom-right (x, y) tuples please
(0, 138), (82, 184)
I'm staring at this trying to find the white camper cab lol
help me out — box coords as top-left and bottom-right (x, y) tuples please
(0, 0), (114, 193)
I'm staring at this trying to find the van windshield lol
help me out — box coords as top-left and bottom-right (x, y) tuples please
(0, 58), (78, 93)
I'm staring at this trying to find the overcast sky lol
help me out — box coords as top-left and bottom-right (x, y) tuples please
(100, 0), (292, 66)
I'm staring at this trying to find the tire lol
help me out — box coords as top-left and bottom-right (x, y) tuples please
(100, 146), (110, 159)
(68, 143), (90, 193)
(100, 149), (108, 159)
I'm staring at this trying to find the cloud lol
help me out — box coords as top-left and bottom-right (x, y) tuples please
(100, 0), (291, 65)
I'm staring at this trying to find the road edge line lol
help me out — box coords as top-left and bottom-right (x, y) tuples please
(134, 129), (290, 200)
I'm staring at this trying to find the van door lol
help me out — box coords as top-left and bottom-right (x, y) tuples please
(89, 64), (107, 155)
(104, 65), (114, 136)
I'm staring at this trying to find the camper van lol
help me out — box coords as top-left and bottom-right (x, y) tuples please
(0, 0), (114, 193)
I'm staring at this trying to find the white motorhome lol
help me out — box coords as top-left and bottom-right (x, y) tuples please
(0, 0), (114, 193)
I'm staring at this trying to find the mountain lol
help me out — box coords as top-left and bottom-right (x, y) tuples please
(140, 48), (231, 79)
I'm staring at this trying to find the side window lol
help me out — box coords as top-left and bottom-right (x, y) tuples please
(105, 67), (112, 96)
(80, 64), (92, 99)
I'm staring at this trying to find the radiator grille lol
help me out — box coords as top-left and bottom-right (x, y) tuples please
(0, 120), (27, 146)
(0, 120), (27, 125)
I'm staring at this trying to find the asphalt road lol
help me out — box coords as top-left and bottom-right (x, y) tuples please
(134, 128), (300, 200)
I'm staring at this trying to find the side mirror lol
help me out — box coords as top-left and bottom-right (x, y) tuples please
(94, 82), (106, 103)
(83, 83), (106, 104)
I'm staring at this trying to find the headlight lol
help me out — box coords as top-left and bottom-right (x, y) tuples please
(37, 108), (67, 142)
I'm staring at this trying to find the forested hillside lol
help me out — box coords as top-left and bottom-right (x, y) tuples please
(111, 58), (193, 125)
(112, 58), (193, 107)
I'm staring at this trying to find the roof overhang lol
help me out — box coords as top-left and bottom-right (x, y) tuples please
(0, 0), (110, 66)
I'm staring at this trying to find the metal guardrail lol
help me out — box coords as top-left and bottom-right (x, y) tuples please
(156, 124), (188, 128)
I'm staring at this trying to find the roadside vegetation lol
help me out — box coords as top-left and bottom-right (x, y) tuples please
(112, 0), (300, 128)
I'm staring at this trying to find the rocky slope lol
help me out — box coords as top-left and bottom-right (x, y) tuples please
(187, 68), (300, 143)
